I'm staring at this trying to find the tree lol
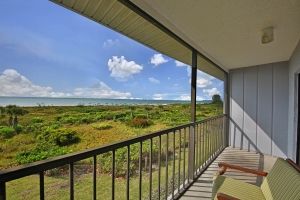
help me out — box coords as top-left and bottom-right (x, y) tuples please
(212, 94), (223, 105)
(5, 105), (28, 132)
(5, 105), (15, 127)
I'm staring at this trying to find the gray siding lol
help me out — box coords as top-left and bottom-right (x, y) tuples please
(288, 39), (300, 160)
(229, 62), (289, 157)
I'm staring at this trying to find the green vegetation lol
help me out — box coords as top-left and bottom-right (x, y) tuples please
(31, 117), (44, 123)
(91, 123), (112, 130)
(0, 126), (14, 138)
(0, 102), (222, 169)
(0, 101), (223, 199)
(212, 94), (223, 105)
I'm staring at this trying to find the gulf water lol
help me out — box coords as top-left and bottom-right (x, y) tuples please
(0, 96), (210, 107)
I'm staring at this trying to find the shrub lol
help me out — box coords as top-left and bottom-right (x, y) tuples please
(98, 141), (159, 177)
(60, 117), (78, 125)
(31, 117), (44, 123)
(36, 134), (43, 140)
(55, 116), (62, 121)
(91, 124), (112, 130)
(43, 129), (80, 146)
(127, 118), (151, 128)
(26, 125), (37, 133)
(135, 114), (147, 119)
(80, 117), (93, 124)
(0, 126), (14, 138)
(15, 142), (71, 164)
(50, 121), (61, 129)
(16, 124), (23, 133)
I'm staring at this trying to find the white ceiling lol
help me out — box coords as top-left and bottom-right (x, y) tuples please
(131, 0), (300, 71)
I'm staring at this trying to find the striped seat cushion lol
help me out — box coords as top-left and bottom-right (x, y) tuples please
(212, 174), (265, 200)
(261, 158), (300, 200)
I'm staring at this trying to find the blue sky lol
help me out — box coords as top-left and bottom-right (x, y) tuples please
(0, 0), (223, 100)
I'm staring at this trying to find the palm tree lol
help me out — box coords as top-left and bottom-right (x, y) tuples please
(13, 107), (28, 132)
(5, 105), (28, 132)
(5, 105), (15, 127)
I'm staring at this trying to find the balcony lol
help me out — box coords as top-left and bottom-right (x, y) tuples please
(181, 147), (277, 200)
(0, 115), (228, 200)
(1, 0), (299, 199)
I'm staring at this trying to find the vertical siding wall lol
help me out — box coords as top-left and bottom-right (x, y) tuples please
(229, 62), (289, 158)
(288, 39), (300, 161)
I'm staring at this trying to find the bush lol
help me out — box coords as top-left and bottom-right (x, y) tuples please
(16, 124), (23, 133)
(55, 116), (62, 121)
(60, 117), (78, 125)
(31, 117), (44, 123)
(15, 142), (71, 164)
(50, 121), (61, 129)
(91, 124), (112, 130)
(99, 141), (159, 177)
(127, 118), (151, 128)
(0, 126), (14, 138)
(80, 117), (94, 124)
(43, 129), (80, 146)
(135, 114), (147, 119)
(26, 125), (37, 133)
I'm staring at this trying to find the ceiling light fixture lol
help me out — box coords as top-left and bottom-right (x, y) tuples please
(261, 27), (274, 44)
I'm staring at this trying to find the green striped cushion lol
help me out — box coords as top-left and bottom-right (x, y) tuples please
(261, 158), (300, 200)
(212, 174), (265, 200)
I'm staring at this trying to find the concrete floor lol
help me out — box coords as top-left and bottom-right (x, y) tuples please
(180, 147), (277, 200)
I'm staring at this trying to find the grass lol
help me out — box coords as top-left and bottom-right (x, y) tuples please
(0, 103), (222, 168)
(1, 103), (223, 199)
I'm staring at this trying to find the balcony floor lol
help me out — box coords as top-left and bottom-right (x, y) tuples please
(180, 146), (277, 200)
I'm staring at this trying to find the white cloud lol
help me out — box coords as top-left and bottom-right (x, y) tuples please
(196, 79), (212, 88)
(0, 69), (72, 97)
(175, 60), (188, 67)
(168, 77), (170, 80)
(174, 94), (205, 101)
(103, 39), (119, 48)
(186, 66), (215, 88)
(0, 69), (132, 99)
(174, 84), (179, 87)
(150, 54), (168, 67)
(153, 93), (163, 100)
(186, 67), (215, 80)
(148, 77), (160, 84)
(108, 56), (143, 81)
(203, 87), (220, 98)
(74, 80), (131, 99)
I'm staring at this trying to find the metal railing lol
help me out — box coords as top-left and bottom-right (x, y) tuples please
(0, 114), (226, 200)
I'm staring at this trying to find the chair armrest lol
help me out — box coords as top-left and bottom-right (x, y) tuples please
(286, 158), (300, 172)
(217, 163), (268, 176)
(217, 192), (240, 200)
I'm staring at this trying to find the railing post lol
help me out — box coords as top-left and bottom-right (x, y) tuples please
(0, 182), (5, 200)
(188, 49), (197, 180)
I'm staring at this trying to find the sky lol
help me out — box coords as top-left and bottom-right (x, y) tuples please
(0, 0), (223, 101)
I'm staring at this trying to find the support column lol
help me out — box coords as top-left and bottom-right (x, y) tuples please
(223, 72), (229, 147)
(188, 50), (197, 180)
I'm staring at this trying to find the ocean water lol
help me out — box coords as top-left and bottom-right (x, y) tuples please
(0, 97), (210, 107)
